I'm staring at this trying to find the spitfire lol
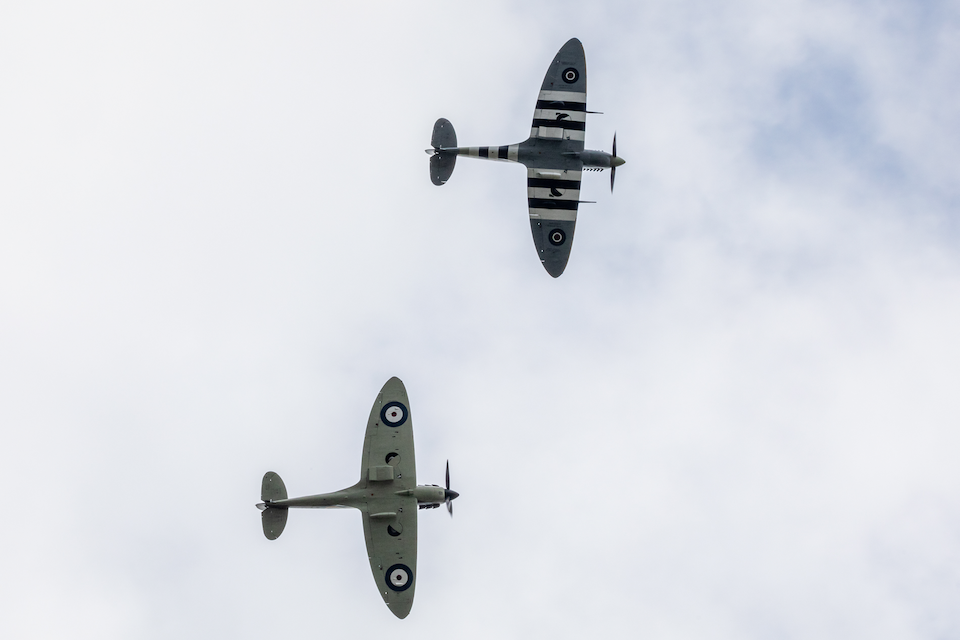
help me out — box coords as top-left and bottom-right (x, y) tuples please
(256, 377), (458, 619)
(258, 37), (619, 620)
(426, 37), (624, 277)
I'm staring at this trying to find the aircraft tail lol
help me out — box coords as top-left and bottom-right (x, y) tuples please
(258, 471), (288, 540)
(428, 118), (457, 185)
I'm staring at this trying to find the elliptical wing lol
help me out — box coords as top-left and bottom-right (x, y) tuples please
(522, 38), (588, 277)
(529, 38), (587, 151)
(358, 377), (418, 619)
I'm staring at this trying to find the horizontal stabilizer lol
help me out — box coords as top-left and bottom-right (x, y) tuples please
(431, 155), (456, 186)
(430, 118), (457, 185)
(260, 471), (289, 540)
(431, 117), (457, 149)
(261, 471), (287, 502)
(261, 505), (288, 540)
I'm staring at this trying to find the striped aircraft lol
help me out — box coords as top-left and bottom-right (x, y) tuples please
(426, 38), (624, 277)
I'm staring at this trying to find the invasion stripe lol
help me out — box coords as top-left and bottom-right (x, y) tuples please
(536, 100), (587, 112)
(527, 178), (581, 190)
(538, 90), (587, 103)
(528, 168), (583, 180)
(527, 198), (580, 211)
(528, 187), (580, 201)
(531, 119), (586, 131)
(529, 208), (578, 222)
(534, 109), (587, 123)
(531, 128), (585, 142)
(457, 145), (519, 162)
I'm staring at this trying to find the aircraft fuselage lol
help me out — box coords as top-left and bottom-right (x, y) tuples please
(257, 483), (455, 511)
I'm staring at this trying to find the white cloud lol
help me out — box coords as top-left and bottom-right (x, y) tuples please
(1, 1), (958, 639)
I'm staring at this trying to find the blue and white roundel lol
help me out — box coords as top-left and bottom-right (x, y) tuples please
(386, 564), (413, 591)
(380, 401), (408, 427)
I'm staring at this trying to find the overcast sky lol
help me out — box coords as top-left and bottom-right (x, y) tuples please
(2, 2), (959, 639)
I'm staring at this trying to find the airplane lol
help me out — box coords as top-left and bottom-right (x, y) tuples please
(256, 376), (459, 619)
(426, 37), (624, 278)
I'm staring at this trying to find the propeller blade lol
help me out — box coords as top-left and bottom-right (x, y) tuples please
(444, 460), (456, 517)
(610, 132), (618, 193)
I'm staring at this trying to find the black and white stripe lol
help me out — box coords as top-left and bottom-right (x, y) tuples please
(527, 168), (582, 222)
(530, 90), (587, 142)
(455, 144), (520, 162)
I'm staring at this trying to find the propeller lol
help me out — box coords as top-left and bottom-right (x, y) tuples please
(610, 133), (618, 193)
(444, 460), (459, 517)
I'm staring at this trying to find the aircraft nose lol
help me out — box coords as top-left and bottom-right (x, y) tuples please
(445, 490), (459, 500)
(612, 156), (625, 167)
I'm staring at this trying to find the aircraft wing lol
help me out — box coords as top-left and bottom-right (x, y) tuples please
(529, 37), (587, 151)
(523, 38), (587, 277)
(359, 377), (418, 619)
(527, 166), (582, 278)
(359, 377), (416, 489)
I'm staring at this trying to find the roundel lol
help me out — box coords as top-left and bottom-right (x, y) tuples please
(561, 67), (579, 84)
(385, 563), (413, 591)
(548, 228), (566, 246)
(380, 401), (408, 427)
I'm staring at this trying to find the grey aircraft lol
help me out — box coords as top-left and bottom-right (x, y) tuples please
(426, 37), (624, 277)
(256, 377), (458, 619)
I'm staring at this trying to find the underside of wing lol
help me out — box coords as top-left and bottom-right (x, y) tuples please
(360, 377), (416, 490)
(527, 167), (582, 277)
(529, 38), (587, 151)
(358, 377), (420, 618)
(362, 495), (418, 619)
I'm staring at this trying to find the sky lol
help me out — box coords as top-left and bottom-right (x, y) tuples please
(1, 1), (959, 638)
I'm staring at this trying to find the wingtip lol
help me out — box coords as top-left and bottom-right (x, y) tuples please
(556, 37), (584, 59)
(543, 262), (567, 278)
(388, 601), (413, 619)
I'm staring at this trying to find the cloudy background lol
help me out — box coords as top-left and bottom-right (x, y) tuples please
(2, 1), (959, 638)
